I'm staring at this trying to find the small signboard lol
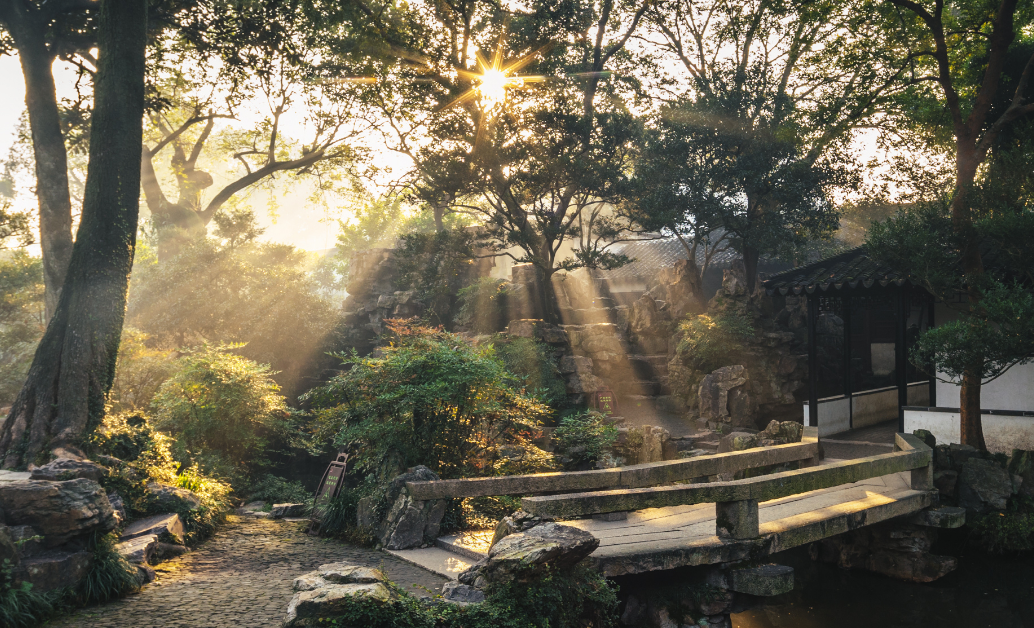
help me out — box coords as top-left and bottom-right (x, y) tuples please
(593, 387), (617, 414)
(315, 453), (349, 504)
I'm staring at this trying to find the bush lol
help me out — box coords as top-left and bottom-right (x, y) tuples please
(455, 278), (511, 334)
(151, 344), (289, 485)
(971, 510), (1034, 554)
(393, 229), (478, 327)
(323, 566), (619, 628)
(313, 487), (377, 545)
(108, 327), (176, 413)
(675, 312), (755, 373)
(246, 474), (312, 505)
(492, 335), (567, 407)
(302, 321), (553, 485)
(553, 411), (619, 470)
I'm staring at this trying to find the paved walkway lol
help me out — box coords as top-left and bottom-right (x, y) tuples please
(822, 420), (899, 460)
(48, 515), (447, 628)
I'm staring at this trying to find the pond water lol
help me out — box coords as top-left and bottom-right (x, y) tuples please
(732, 543), (1034, 628)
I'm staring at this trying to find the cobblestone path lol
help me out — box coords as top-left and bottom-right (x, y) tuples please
(47, 515), (448, 628)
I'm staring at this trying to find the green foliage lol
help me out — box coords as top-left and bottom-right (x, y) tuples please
(491, 336), (567, 407)
(455, 495), (524, 531)
(302, 321), (553, 485)
(394, 229), (478, 327)
(246, 474), (312, 505)
(971, 511), (1034, 554)
(128, 236), (338, 397)
(455, 278), (511, 335)
(322, 566), (618, 628)
(553, 411), (619, 470)
(0, 558), (55, 628)
(75, 533), (139, 604)
(108, 327), (176, 413)
(0, 251), (44, 406)
(151, 344), (289, 484)
(675, 312), (755, 373)
(313, 487), (376, 545)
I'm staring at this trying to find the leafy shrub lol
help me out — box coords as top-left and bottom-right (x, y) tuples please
(0, 558), (55, 628)
(455, 278), (511, 334)
(323, 566), (619, 628)
(393, 229), (478, 327)
(302, 321), (553, 485)
(675, 312), (755, 373)
(553, 411), (619, 470)
(971, 511), (1034, 553)
(314, 488), (376, 545)
(75, 533), (139, 604)
(246, 474), (312, 505)
(151, 344), (289, 485)
(455, 495), (524, 531)
(492, 335), (567, 407)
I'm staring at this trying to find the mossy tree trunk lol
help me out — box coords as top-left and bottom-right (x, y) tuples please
(0, 0), (147, 468)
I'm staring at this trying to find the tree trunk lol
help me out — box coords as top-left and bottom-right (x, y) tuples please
(743, 244), (760, 295)
(0, 0), (147, 468)
(1, 3), (75, 322)
(959, 362), (986, 450)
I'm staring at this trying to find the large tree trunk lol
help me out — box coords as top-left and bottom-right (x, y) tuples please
(0, 1), (75, 322)
(743, 244), (760, 295)
(0, 0), (147, 468)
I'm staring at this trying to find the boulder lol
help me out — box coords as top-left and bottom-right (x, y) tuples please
(491, 510), (553, 548)
(122, 513), (186, 545)
(6, 525), (42, 559)
(30, 458), (108, 483)
(558, 355), (593, 375)
(759, 420), (803, 444)
(0, 525), (18, 569)
(17, 549), (91, 592)
(441, 581), (485, 605)
(912, 429), (936, 449)
(145, 482), (202, 512)
(284, 563), (394, 627)
(458, 522), (599, 588)
(957, 458), (1012, 514)
(116, 534), (158, 564)
(0, 479), (117, 547)
(135, 563), (157, 585)
(698, 366), (748, 423)
(377, 466), (447, 550)
(155, 543), (189, 559)
(271, 503), (309, 519)
(1008, 449), (1034, 497)
(933, 444), (952, 471)
(933, 470), (958, 500)
(949, 444), (979, 472)
(107, 492), (128, 526)
(718, 432), (758, 454)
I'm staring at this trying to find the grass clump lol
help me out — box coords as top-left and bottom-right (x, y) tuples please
(0, 559), (56, 628)
(75, 533), (140, 605)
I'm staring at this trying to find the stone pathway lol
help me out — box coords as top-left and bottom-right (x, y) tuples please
(47, 515), (448, 628)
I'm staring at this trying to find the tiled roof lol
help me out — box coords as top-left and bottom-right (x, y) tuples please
(762, 246), (911, 295)
(603, 236), (739, 279)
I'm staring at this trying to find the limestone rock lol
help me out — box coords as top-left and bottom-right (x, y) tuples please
(1008, 449), (1034, 497)
(116, 534), (158, 564)
(107, 492), (128, 526)
(490, 510), (551, 548)
(718, 432), (758, 454)
(377, 466), (447, 550)
(318, 564), (385, 584)
(135, 563), (157, 585)
(441, 581), (485, 605)
(155, 542), (189, 559)
(293, 571), (325, 592)
(698, 366), (748, 423)
(559, 355), (593, 375)
(949, 444), (979, 472)
(145, 482), (202, 512)
(459, 522), (599, 588)
(912, 429), (936, 449)
(0, 479), (117, 547)
(122, 513), (186, 545)
(0, 525), (18, 569)
(271, 503), (309, 519)
(30, 458), (108, 483)
(566, 372), (604, 394)
(7, 525), (41, 559)
(759, 420), (803, 443)
(933, 470), (958, 499)
(958, 458), (1012, 514)
(17, 549), (91, 592)
(284, 582), (396, 627)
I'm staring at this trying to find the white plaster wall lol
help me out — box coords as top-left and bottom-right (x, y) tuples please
(905, 409), (1034, 454)
(933, 303), (1034, 412)
(803, 397), (851, 437)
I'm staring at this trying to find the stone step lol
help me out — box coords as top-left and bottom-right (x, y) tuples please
(385, 546), (476, 580)
(122, 513), (186, 545)
(116, 534), (158, 564)
(435, 531), (492, 561)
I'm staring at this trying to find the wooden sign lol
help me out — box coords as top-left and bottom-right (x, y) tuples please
(315, 453), (349, 504)
(593, 387), (617, 414)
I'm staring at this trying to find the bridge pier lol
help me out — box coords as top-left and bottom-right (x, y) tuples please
(715, 499), (759, 539)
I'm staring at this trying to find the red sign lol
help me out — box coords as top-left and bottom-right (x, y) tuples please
(593, 387), (617, 414)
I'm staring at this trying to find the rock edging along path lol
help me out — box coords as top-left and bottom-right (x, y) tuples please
(47, 515), (448, 628)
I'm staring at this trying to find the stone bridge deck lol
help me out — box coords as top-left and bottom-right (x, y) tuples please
(389, 429), (956, 579)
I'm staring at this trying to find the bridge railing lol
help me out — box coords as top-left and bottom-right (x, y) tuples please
(520, 432), (933, 540)
(405, 428), (820, 501)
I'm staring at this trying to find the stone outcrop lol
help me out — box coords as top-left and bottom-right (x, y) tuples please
(116, 534), (159, 564)
(285, 562), (395, 627)
(373, 466), (446, 550)
(490, 510), (553, 547)
(809, 522), (957, 583)
(697, 366), (751, 427)
(122, 513), (186, 545)
(29, 458), (108, 483)
(270, 503), (308, 519)
(458, 522), (599, 589)
(628, 294), (672, 354)
(18, 549), (91, 592)
(145, 482), (202, 512)
(957, 458), (1012, 514)
(441, 581), (485, 605)
(0, 479), (117, 546)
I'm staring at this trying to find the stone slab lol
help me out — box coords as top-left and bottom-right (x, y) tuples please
(909, 506), (966, 529)
(385, 546), (475, 579)
(728, 564), (794, 596)
(116, 534), (158, 564)
(122, 513), (186, 545)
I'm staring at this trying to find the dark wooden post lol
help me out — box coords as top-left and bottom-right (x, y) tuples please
(843, 295), (852, 428)
(927, 292), (937, 407)
(896, 285), (909, 432)
(808, 293), (818, 428)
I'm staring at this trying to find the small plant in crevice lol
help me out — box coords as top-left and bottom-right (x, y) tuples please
(75, 532), (140, 605)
